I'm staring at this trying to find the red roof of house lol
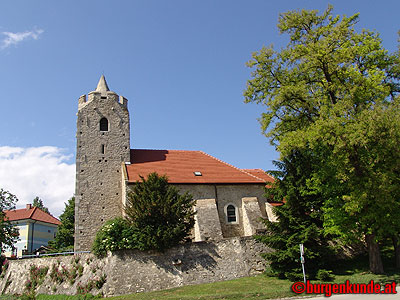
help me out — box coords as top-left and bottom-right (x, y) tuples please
(5, 205), (61, 225)
(126, 149), (272, 184)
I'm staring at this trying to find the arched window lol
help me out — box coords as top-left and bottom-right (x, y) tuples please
(226, 204), (237, 223)
(100, 117), (108, 131)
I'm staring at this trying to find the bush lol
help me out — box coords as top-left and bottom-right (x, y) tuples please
(316, 269), (334, 281)
(285, 271), (305, 282)
(92, 173), (195, 256)
(92, 218), (138, 256)
(125, 172), (195, 251)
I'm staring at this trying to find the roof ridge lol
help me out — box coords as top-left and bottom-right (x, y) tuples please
(132, 148), (200, 152)
(198, 151), (266, 182)
(28, 206), (37, 219)
(242, 168), (275, 181)
(34, 206), (53, 215)
(5, 207), (61, 225)
(33, 206), (60, 218)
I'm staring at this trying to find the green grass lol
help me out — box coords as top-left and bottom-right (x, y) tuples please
(0, 295), (100, 300)
(1, 254), (399, 300)
(105, 261), (400, 300)
(0, 275), (297, 300)
(325, 253), (400, 286)
(109, 275), (297, 300)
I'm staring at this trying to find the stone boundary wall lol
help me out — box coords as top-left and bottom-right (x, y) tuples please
(0, 237), (270, 297)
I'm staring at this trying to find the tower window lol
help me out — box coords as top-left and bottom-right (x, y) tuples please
(100, 117), (108, 131)
(226, 204), (237, 223)
(101, 144), (105, 154)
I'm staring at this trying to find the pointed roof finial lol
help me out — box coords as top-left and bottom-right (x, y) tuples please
(96, 75), (110, 94)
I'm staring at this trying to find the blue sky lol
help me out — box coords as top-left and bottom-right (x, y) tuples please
(0, 0), (399, 216)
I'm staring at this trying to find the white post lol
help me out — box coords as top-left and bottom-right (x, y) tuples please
(300, 243), (306, 283)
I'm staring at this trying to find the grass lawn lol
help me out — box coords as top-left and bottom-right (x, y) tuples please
(109, 275), (296, 300)
(0, 275), (297, 300)
(2, 254), (399, 299)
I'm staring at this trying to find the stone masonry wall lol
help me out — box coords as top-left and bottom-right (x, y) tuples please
(242, 197), (264, 236)
(194, 199), (223, 241)
(0, 237), (270, 297)
(75, 90), (130, 251)
(174, 184), (269, 238)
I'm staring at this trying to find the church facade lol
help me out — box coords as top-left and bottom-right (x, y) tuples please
(74, 76), (277, 251)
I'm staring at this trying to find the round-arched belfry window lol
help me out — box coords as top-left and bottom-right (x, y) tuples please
(100, 117), (108, 131)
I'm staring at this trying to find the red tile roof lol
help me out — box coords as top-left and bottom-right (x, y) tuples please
(126, 149), (271, 184)
(5, 206), (61, 225)
(241, 169), (274, 183)
(268, 202), (284, 207)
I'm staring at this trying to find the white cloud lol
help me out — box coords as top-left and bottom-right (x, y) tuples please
(0, 146), (75, 217)
(1, 28), (44, 49)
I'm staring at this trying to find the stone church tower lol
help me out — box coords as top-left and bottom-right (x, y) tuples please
(74, 76), (130, 251)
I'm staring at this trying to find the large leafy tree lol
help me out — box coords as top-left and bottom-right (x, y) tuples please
(0, 189), (19, 253)
(245, 6), (400, 273)
(48, 197), (75, 251)
(32, 196), (50, 214)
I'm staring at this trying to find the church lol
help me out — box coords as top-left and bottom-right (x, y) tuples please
(74, 76), (278, 251)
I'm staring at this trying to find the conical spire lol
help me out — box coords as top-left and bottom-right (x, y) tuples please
(95, 75), (110, 94)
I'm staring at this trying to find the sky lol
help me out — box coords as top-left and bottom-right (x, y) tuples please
(0, 0), (399, 217)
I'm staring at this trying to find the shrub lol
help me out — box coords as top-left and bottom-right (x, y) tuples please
(92, 173), (195, 255)
(50, 263), (64, 284)
(92, 217), (138, 256)
(316, 269), (334, 281)
(95, 274), (107, 289)
(0, 257), (9, 279)
(76, 275), (106, 295)
(49, 261), (84, 285)
(25, 264), (49, 297)
(285, 271), (305, 282)
(125, 172), (195, 251)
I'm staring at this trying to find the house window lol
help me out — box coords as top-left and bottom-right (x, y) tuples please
(100, 117), (108, 131)
(226, 204), (237, 223)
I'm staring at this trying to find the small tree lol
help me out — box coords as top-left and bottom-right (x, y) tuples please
(48, 197), (75, 251)
(32, 196), (50, 214)
(0, 189), (19, 253)
(256, 150), (336, 280)
(93, 173), (195, 256)
(125, 172), (196, 251)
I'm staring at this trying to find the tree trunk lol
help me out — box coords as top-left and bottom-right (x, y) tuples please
(392, 236), (400, 269)
(365, 234), (384, 274)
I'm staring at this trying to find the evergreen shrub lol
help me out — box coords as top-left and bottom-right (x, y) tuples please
(92, 173), (195, 256)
